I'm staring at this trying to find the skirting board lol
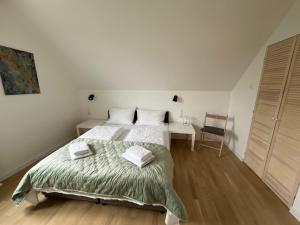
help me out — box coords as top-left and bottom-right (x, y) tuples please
(0, 135), (76, 182)
(290, 206), (300, 222)
(225, 142), (244, 161)
(231, 149), (244, 161)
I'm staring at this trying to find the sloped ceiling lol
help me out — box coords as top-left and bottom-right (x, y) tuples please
(7, 0), (295, 90)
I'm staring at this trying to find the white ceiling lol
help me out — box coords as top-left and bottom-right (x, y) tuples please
(8, 0), (295, 90)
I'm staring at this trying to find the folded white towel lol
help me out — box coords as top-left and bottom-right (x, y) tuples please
(71, 151), (93, 160)
(69, 142), (92, 160)
(125, 145), (153, 162)
(69, 142), (90, 154)
(122, 152), (155, 168)
(74, 149), (90, 156)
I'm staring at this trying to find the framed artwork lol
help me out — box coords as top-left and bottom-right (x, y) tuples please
(0, 45), (40, 95)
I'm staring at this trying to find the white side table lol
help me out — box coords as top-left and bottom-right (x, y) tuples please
(76, 119), (106, 136)
(168, 122), (196, 151)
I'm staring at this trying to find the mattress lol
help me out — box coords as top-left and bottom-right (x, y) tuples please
(124, 126), (170, 150)
(78, 125), (123, 140)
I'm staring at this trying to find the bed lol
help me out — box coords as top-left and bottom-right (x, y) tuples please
(12, 123), (187, 225)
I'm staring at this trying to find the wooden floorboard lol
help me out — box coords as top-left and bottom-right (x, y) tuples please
(0, 140), (299, 225)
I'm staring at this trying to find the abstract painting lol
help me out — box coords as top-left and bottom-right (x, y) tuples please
(0, 45), (40, 95)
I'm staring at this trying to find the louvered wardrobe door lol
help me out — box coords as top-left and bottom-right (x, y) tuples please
(244, 37), (296, 178)
(264, 35), (300, 207)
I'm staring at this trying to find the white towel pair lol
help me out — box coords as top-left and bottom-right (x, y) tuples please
(69, 142), (92, 160)
(122, 145), (155, 168)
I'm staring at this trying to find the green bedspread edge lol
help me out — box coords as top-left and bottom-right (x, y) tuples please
(12, 139), (187, 221)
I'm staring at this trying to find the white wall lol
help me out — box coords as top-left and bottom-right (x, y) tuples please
(226, 51), (263, 160)
(291, 186), (300, 221)
(290, 188), (300, 221)
(9, 0), (294, 91)
(79, 90), (230, 137)
(0, 1), (81, 181)
(227, 0), (300, 219)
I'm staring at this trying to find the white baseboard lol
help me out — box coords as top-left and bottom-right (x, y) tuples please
(290, 206), (300, 222)
(231, 150), (244, 161)
(0, 135), (76, 182)
(225, 143), (244, 161)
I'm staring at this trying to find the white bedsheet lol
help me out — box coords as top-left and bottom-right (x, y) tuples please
(95, 122), (170, 149)
(79, 125), (123, 140)
(124, 126), (170, 150)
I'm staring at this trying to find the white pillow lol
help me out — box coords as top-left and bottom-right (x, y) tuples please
(106, 108), (135, 125)
(136, 109), (166, 125)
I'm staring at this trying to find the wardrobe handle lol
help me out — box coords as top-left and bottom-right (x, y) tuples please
(272, 117), (278, 121)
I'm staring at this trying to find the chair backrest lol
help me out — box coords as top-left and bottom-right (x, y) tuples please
(204, 113), (228, 132)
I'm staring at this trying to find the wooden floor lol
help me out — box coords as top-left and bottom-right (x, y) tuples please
(0, 140), (299, 225)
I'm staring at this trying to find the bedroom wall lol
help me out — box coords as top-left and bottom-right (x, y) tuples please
(226, 1), (300, 220)
(10, 0), (294, 92)
(291, 187), (300, 221)
(79, 90), (230, 138)
(0, 1), (81, 181)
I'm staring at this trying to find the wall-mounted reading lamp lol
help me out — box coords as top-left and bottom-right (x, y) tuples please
(88, 94), (95, 101)
(172, 95), (178, 102)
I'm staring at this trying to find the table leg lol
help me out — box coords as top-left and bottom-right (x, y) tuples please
(191, 133), (195, 151)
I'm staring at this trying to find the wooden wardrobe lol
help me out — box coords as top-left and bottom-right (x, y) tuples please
(245, 34), (300, 207)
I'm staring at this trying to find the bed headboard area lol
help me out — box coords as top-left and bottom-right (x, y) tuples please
(84, 91), (230, 126)
(135, 111), (168, 123)
(108, 109), (169, 124)
(134, 110), (169, 123)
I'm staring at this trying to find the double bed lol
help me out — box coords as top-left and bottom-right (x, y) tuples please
(12, 118), (187, 225)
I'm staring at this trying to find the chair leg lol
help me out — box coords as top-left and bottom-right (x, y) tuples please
(198, 131), (204, 150)
(198, 132), (202, 150)
(219, 137), (224, 158)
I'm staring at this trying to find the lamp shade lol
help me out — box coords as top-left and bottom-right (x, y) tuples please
(172, 95), (178, 102)
(88, 94), (95, 101)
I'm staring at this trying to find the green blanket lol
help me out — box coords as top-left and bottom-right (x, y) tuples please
(12, 139), (187, 220)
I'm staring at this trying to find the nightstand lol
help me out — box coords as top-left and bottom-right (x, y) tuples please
(168, 122), (196, 151)
(76, 119), (106, 136)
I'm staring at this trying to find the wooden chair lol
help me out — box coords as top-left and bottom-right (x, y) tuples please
(198, 113), (228, 157)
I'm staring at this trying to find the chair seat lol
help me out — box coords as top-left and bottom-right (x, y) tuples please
(201, 126), (225, 136)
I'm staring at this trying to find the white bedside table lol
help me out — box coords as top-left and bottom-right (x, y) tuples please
(168, 122), (196, 151)
(76, 119), (106, 136)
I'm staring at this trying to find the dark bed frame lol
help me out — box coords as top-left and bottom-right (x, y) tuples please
(43, 192), (166, 213)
